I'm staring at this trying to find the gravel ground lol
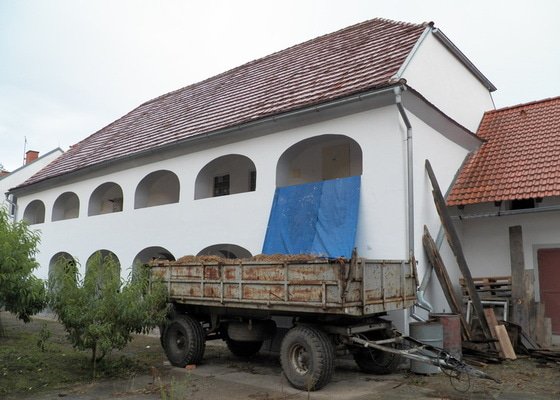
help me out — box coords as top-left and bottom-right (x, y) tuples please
(2, 312), (559, 400)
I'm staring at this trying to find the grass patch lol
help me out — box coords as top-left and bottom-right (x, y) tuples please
(0, 312), (165, 398)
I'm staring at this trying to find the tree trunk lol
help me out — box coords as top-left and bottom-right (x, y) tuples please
(92, 342), (97, 379)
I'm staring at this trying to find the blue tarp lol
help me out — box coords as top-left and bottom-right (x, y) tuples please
(262, 176), (360, 258)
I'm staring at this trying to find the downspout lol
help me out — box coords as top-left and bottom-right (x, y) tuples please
(394, 86), (433, 315)
(394, 86), (415, 264)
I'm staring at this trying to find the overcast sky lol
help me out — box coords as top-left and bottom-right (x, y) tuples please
(1, 0), (559, 171)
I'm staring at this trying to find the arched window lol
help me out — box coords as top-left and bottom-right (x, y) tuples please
(23, 200), (45, 224)
(86, 249), (120, 273)
(276, 135), (362, 187)
(49, 251), (76, 278)
(52, 192), (80, 221)
(88, 182), (123, 216)
(194, 155), (256, 200)
(197, 244), (252, 259)
(135, 170), (180, 209)
(133, 246), (175, 266)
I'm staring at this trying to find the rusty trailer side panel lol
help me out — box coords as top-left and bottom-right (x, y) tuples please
(150, 259), (416, 316)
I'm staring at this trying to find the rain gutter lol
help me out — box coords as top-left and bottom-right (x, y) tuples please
(453, 204), (560, 220)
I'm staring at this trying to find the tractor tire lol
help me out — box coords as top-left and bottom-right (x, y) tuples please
(280, 325), (334, 391)
(353, 330), (401, 375)
(163, 314), (206, 367)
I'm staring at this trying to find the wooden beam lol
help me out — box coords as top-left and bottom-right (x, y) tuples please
(422, 225), (471, 340)
(509, 226), (525, 300)
(509, 226), (532, 335)
(425, 159), (493, 341)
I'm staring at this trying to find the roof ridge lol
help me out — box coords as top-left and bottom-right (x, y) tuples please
(484, 95), (560, 115)
(138, 18), (428, 108)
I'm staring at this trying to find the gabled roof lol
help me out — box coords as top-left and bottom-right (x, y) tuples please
(448, 96), (560, 206)
(18, 18), (431, 189)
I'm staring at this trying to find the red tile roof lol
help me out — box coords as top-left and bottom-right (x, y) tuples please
(20, 18), (429, 188)
(448, 96), (560, 206)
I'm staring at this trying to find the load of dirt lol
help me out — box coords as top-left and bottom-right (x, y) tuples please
(150, 253), (327, 266)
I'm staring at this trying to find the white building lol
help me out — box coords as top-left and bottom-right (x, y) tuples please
(448, 96), (560, 341)
(8, 19), (495, 328)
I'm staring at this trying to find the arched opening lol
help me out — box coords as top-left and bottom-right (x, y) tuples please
(48, 251), (76, 279)
(86, 250), (120, 271)
(194, 154), (256, 200)
(86, 250), (121, 286)
(276, 135), (362, 187)
(88, 182), (123, 216)
(133, 246), (175, 266)
(23, 200), (45, 225)
(197, 244), (252, 259)
(135, 170), (180, 209)
(52, 192), (80, 221)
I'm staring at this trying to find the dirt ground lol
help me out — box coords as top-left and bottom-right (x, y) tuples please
(1, 312), (559, 400)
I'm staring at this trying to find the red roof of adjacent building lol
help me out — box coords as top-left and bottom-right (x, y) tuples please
(19, 18), (430, 188)
(448, 96), (560, 206)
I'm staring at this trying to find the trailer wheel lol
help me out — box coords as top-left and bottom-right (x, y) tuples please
(353, 347), (400, 374)
(226, 339), (263, 357)
(353, 332), (401, 375)
(280, 325), (334, 391)
(163, 314), (206, 367)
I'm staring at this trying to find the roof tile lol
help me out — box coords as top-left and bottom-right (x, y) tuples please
(448, 96), (560, 205)
(20, 18), (428, 188)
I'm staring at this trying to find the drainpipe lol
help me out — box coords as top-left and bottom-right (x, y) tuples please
(394, 87), (415, 264)
(394, 86), (433, 315)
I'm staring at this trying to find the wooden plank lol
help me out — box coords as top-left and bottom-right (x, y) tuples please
(422, 225), (471, 340)
(543, 318), (552, 349)
(533, 300), (550, 349)
(495, 324), (517, 360)
(520, 329), (539, 351)
(484, 308), (504, 358)
(425, 159), (493, 341)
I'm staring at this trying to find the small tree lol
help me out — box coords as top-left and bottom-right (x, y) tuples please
(48, 252), (167, 375)
(0, 207), (45, 323)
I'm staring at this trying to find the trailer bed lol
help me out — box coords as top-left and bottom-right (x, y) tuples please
(150, 258), (416, 316)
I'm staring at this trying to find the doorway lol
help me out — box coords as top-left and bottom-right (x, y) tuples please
(537, 248), (560, 334)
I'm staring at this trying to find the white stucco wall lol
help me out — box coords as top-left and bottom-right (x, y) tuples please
(17, 106), (418, 280)
(407, 111), (472, 314)
(402, 33), (495, 132)
(455, 203), (560, 303)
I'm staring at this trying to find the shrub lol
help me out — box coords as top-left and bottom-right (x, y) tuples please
(48, 252), (167, 375)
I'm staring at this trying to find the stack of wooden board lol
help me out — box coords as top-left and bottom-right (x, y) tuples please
(460, 276), (512, 301)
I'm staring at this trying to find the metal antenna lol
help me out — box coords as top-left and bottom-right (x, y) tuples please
(23, 136), (27, 165)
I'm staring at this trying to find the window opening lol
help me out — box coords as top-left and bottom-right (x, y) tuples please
(213, 174), (230, 197)
(510, 198), (535, 210)
(249, 170), (256, 192)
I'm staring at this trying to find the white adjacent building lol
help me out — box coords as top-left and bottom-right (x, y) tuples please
(1, 148), (63, 215)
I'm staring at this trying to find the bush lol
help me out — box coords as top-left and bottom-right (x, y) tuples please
(48, 252), (167, 375)
(0, 207), (45, 323)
